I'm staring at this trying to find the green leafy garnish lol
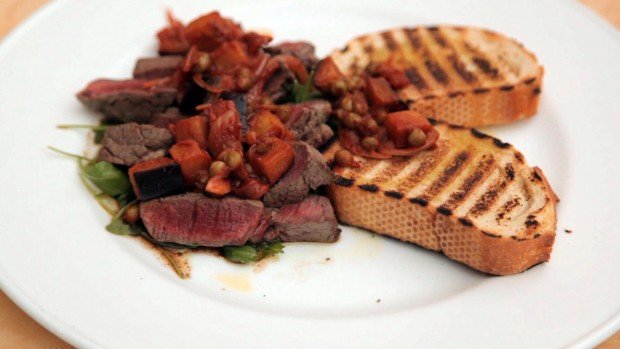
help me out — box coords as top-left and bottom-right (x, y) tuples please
(292, 71), (322, 103)
(79, 161), (131, 197)
(222, 241), (284, 264)
(57, 123), (113, 144)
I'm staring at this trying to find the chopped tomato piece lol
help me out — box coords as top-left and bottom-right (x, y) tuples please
(383, 111), (434, 148)
(169, 140), (212, 186)
(375, 62), (410, 89)
(241, 32), (272, 55)
(206, 100), (243, 157)
(175, 116), (209, 149)
(211, 41), (249, 70)
(365, 76), (398, 107)
(248, 138), (295, 184)
(157, 11), (189, 55)
(246, 110), (291, 144)
(314, 57), (346, 94)
(184, 12), (243, 52)
(232, 177), (270, 200)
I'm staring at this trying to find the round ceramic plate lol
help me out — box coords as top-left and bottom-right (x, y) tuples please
(0, 0), (619, 348)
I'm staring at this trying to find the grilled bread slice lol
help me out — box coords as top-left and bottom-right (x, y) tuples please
(323, 122), (558, 275)
(329, 26), (543, 127)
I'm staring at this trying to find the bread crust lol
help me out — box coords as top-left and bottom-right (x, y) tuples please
(330, 26), (544, 127)
(324, 123), (558, 275)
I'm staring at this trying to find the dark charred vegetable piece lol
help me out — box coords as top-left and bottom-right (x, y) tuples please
(128, 157), (184, 200)
(169, 140), (212, 187)
(175, 116), (209, 149)
(183, 12), (243, 52)
(365, 76), (398, 107)
(248, 138), (295, 184)
(222, 241), (284, 264)
(157, 12), (190, 55)
(313, 57), (346, 95)
(221, 92), (248, 134)
(383, 110), (434, 148)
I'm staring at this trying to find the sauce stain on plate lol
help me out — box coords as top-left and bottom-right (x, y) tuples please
(216, 272), (253, 292)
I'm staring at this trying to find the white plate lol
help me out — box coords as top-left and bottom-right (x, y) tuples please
(1, 0), (619, 348)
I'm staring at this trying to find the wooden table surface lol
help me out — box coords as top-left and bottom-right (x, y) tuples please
(0, 0), (619, 348)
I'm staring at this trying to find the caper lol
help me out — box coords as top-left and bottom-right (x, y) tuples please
(366, 62), (380, 74)
(193, 53), (211, 73)
(334, 149), (355, 167)
(122, 203), (140, 225)
(353, 98), (368, 114)
(218, 149), (243, 170)
(361, 136), (379, 151)
(407, 128), (427, 147)
(236, 67), (253, 91)
(344, 112), (362, 129)
(255, 142), (272, 154)
(360, 118), (379, 136)
(210, 161), (231, 177)
(373, 109), (387, 125)
(330, 79), (347, 96)
(340, 95), (353, 111)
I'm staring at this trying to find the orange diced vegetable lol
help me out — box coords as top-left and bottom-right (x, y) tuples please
(169, 140), (212, 186)
(247, 110), (288, 143)
(207, 100), (243, 157)
(365, 76), (398, 107)
(211, 41), (249, 70)
(248, 138), (295, 184)
(128, 157), (176, 198)
(232, 178), (271, 200)
(314, 57), (346, 94)
(184, 12), (243, 52)
(175, 116), (209, 149)
(384, 111), (433, 148)
(205, 176), (232, 196)
(157, 12), (189, 54)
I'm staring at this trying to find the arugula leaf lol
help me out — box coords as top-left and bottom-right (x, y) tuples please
(222, 241), (284, 264)
(292, 71), (322, 103)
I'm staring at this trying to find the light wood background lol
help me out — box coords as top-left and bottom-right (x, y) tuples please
(0, 0), (619, 348)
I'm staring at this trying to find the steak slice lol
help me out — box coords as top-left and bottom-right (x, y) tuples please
(263, 142), (334, 207)
(97, 123), (174, 167)
(76, 79), (176, 123)
(273, 195), (340, 243)
(149, 108), (185, 129)
(284, 100), (332, 148)
(133, 56), (183, 80)
(140, 193), (265, 247)
(265, 41), (319, 69)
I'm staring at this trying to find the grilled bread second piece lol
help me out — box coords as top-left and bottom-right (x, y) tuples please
(323, 122), (558, 275)
(330, 26), (543, 127)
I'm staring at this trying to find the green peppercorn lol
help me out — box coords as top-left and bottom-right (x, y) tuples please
(344, 112), (362, 129)
(210, 161), (230, 177)
(218, 149), (243, 170)
(340, 95), (353, 111)
(361, 136), (379, 151)
(193, 53), (211, 73)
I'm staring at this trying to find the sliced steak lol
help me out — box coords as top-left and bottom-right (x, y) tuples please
(133, 56), (183, 80)
(284, 100), (332, 147)
(140, 193), (265, 247)
(300, 123), (334, 149)
(263, 142), (333, 207)
(273, 195), (339, 243)
(263, 62), (295, 102)
(149, 108), (185, 129)
(265, 41), (318, 69)
(97, 123), (174, 167)
(76, 79), (176, 123)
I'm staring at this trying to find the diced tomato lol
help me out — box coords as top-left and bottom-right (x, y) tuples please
(383, 111), (434, 148)
(128, 157), (176, 199)
(205, 176), (232, 196)
(169, 140), (212, 186)
(206, 100), (243, 157)
(314, 57), (345, 94)
(211, 41), (249, 70)
(241, 32), (272, 55)
(232, 177), (270, 200)
(365, 76), (398, 107)
(248, 138), (295, 184)
(375, 62), (410, 89)
(246, 110), (291, 144)
(184, 12), (243, 52)
(175, 116), (209, 149)
(157, 12), (189, 55)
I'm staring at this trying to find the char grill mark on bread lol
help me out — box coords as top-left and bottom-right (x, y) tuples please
(329, 26), (543, 127)
(324, 123), (558, 275)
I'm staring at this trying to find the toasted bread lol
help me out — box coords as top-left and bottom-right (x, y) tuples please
(323, 122), (558, 275)
(329, 26), (543, 127)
